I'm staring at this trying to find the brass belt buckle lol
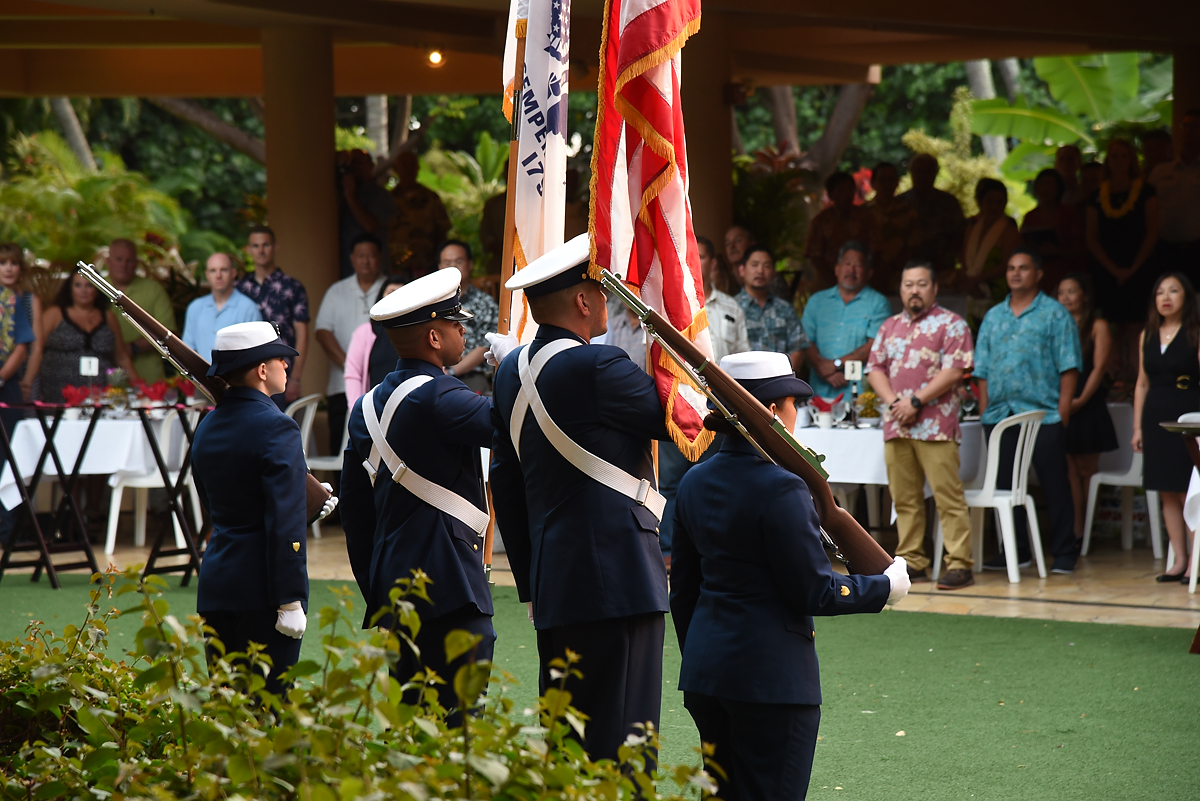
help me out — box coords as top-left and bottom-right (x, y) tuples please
(1178, 375), (1191, 390)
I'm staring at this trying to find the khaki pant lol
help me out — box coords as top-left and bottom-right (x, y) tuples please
(884, 438), (972, 572)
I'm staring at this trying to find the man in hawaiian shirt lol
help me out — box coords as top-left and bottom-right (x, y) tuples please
(437, 240), (498, 394)
(736, 246), (810, 371)
(867, 262), (975, 589)
(974, 248), (1081, 575)
(237, 225), (311, 407)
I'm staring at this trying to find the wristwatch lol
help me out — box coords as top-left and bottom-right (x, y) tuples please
(910, 396), (924, 410)
(833, 358), (843, 369)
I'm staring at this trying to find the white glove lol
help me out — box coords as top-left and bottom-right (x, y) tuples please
(317, 482), (338, 521)
(884, 556), (911, 606)
(275, 601), (306, 639)
(484, 332), (520, 368)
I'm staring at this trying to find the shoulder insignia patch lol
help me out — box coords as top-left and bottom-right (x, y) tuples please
(840, 585), (850, 597)
(292, 542), (301, 552)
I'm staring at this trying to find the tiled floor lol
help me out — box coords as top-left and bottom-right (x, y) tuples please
(46, 525), (1200, 632)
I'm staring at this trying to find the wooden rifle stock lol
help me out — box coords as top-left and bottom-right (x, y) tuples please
(77, 263), (331, 524)
(637, 303), (893, 576)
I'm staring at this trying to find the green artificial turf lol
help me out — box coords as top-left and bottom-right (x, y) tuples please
(2, 574), (1198, 799)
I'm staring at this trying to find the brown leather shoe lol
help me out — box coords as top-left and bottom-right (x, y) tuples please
(907, 565), (930, 583)
(937, 568), (975, 590)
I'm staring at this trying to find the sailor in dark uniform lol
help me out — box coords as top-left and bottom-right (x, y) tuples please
(671, 351), (912, 801)
(192, 321), (337, 695)
(340, 268), (495, 723)
(488, 233), (672, 760)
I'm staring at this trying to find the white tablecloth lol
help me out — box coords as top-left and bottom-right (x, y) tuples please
(0, 418), (174, 510)
(792, 421), (984, 486)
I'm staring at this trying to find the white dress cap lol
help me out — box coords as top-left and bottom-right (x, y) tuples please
(370, 268), (472, 328)
(719, 351), (794, 381)
(214, 321), (281, 352)
(504, 233), (592, 296)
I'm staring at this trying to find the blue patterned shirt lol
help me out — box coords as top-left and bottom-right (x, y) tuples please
(236, 268), (311, 351)
(0, 287), (34, 363)
(974, 292), (1081, 426)
(735, 289), (810, 357)
(800, 285), (892, 399)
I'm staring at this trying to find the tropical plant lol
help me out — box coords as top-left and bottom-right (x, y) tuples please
(418, 131), (508, 270)
(899, 88), (1034, 220)
(0, 567), (718, 800)
(970, 53), (1173, 180)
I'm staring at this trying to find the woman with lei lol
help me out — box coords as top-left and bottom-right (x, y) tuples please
(1086, 139), (1160, 377)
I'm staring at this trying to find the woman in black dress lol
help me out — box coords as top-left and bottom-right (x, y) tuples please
(1057, 274), (1118, 544)
(39, 272), (138, 403)
(1132, 273), (1199, 583)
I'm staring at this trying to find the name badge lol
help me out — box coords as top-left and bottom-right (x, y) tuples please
(844, 360), (863, 382)
(79, 356), (100, 377)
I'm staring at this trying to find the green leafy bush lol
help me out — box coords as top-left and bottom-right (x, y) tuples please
(0, 568), (717, 800)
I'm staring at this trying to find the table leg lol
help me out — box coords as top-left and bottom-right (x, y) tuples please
(138, 408), (205, 584)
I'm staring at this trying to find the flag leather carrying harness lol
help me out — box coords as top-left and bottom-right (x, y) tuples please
(361, 376), (490, 536)
(512, 341), (667, 522)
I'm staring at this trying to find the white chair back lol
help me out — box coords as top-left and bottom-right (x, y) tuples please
(1097, 403), (1135, 475)
(979, 410), (1045, 504)
(283, 394), (322, 458)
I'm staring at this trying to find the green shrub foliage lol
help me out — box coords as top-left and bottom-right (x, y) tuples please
(0, 568), (718, 800)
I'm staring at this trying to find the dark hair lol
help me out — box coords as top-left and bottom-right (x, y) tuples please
(975, 177), (1007, 205)
(55, 273), (109, 312)
(871, 161), (897, 179)
(837, 239), (872, 267)
(248, 224), (276, 243)
(695, 236), (714, 257)
(1103, 139), (1140, 181)
(1034, 168), (1065, 202)
(1008, 246), (1043, 270)
(375, 274), (405, 304)
(742, 245), (774, 265)
(1146, 272), (1200, 348)
(438, 239), (473, 262)
(1057, 272), (1098, 349)
(349, 232), (381, 253)
(0, 243), (25, 271)
(900, 260), (936, 283)
(825, 171), (855, 195)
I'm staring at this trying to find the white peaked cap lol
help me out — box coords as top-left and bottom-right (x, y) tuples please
(214, 321), (281, 351)
(719, 351), (794, 380)
(504, 233), (593, 296)
(370, 268), (472, 328)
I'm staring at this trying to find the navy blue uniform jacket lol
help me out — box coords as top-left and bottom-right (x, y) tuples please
(192, 386), (309, 614)
(490, 324), (671, 630)
(341, 358), (494, 628)
(670, 435), (891, 705)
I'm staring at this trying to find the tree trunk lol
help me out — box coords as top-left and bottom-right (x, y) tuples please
(366, 95), (389, 157)
(765, 85), (799, 155)
(801, 83), (873, 180)
(49, 97), (97, 171)
(964, 60), (1008, 162)
(996, 58), (1020, 103)
(147, 97), (266, 165)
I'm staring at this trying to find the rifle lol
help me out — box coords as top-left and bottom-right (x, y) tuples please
(78, 262), (332, 525)
(600, 270), (893, 576)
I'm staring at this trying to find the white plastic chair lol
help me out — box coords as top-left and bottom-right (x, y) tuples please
(933, 410), (1047, 583)
(283, 394), (322, 457)
(305, 414), (350, 539)
(104, 409), (203, 555)
(1081, 403), (1163, 558)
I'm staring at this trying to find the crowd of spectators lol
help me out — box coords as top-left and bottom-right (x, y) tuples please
(1, 116), (1198, 583)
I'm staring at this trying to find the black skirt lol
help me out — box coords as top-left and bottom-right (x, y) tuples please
(1065, 392), (1118, 455)
(1142, 387), (1200, 492)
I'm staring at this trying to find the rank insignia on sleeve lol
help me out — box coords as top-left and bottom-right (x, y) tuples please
(840, 586), (850, 597)
(292, 542), (300, 552)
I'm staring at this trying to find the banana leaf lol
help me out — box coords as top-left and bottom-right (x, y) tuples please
(1033, 54), (1139, 122)
(969, 96), (1092, 146)
(1000, 142), (1058, 182)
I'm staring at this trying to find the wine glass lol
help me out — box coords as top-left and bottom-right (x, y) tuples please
(961, 394), (979, 419)
(832, 400), (850, 427)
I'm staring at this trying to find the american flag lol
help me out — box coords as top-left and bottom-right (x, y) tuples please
(588, 0), (711, 459)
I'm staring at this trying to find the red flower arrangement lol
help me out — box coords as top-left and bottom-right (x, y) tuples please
(60, 386), (92, 407)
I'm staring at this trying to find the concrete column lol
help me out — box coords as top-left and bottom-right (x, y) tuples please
(262, 26), (337, 397)
(1174, 48), (1200, 154)
(681, 13), (733, 245)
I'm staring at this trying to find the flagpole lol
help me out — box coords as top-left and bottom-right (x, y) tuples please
(485, 18), (527, 583)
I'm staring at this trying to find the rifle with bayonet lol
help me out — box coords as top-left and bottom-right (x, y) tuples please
(600, 269), (893, 576)
(78, 261), (332, 525)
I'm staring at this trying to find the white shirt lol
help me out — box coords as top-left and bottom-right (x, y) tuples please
(705, 288), (750, 365)
(1149, 157), (1200, 243)
(315, 273), (385, 395)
